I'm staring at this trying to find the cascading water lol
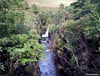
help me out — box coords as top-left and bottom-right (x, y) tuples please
(39, 28), (56, 76)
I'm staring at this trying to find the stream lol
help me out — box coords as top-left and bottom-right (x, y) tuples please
(38, 28), (56, 76)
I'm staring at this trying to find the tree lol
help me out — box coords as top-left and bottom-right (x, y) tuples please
(0, 0), (25, 37)
(0, 0), (45, 75)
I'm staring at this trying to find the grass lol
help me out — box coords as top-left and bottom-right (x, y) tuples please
(26, 0), (77, 8)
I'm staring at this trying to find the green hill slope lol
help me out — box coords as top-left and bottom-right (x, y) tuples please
(26, 0), (77, 8)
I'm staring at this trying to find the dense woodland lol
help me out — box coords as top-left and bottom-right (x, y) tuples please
(0, 0), (100, 76)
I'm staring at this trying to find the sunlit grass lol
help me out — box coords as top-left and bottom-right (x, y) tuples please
(26, 0), (77, 8)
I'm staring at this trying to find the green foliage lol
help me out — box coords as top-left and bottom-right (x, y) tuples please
(0, 0), (45, 74)
(90, 0), (100, 3)
(20, 1), (29, 9)
(57, 20), (80, 51)
(0, 0), (25, 37)
(70, 55), (76, 65)
(0, 64), (5, 71)
(0, 0), (100, 75)
(83, 14), (100, 38)
(49, 24), (60, 33)
(98, 47), (100, 53)
(30, 4), (40, 14)
(59, 4), (65, 9)
(0, 30), (45, 66)
(70, 0), (100, 38)
(6, 30), (45, 64)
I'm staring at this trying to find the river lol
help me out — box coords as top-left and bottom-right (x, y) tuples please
(38, 28), (56, 76)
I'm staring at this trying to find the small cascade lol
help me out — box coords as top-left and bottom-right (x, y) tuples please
(38, 28), (56, 76)
(42, 28), (49, 38)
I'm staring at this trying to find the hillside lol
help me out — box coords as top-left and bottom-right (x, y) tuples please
(26, 0), (77, 8)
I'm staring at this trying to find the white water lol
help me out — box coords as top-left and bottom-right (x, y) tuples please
(39, 28), (56, 76)
(42, 28), (49, 38)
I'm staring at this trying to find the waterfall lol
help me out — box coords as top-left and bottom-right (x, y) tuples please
(39, 28), (56, 76)
(42, 28), (49, 38)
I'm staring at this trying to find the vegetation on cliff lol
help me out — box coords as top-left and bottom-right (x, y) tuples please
(0, 0), (100, 76)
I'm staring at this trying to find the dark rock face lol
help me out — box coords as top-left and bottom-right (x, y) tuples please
(54, 34), (100, 76)
(54, 49), (82, 76)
